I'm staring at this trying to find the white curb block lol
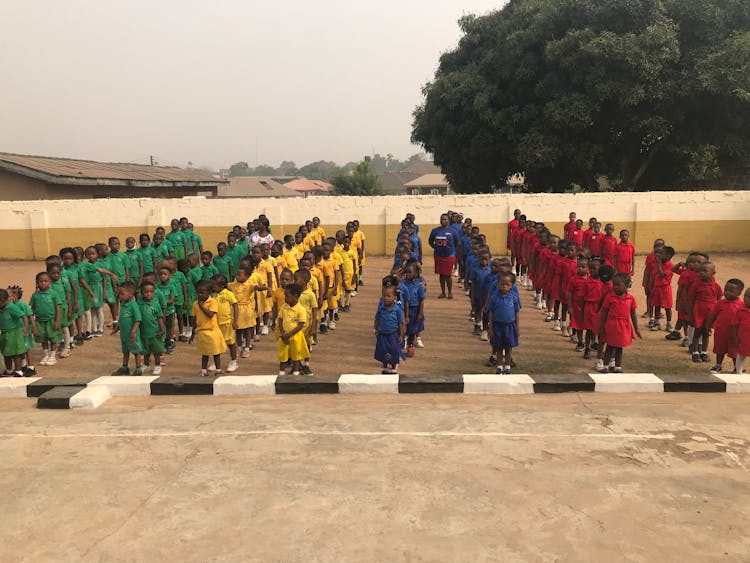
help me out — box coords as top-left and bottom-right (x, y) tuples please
(462, 374), (535, 394)
(716, 374), (750, 393)
(214, 375), (277, 395)
(338, 374), (399, 394)
(89, 376), (158, 396)
(0, 377), (41, 398)
(590, 373), (663, 393)
(70, 386), (111, 409)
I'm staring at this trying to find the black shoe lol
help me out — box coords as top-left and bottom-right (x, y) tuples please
(319, 323), (329, 334)
(700, 353), (710, 363)
(486, 355), (497, 367)
(665, 331), (682, 341)
(334, 312), (340, 321)
(22, 366), (37, 377)
(358, 280), (364, 286)
(575, 342), (585, 351)
(590, 342), (599, 351)
(74, 336), (84, 346)
(301, 365), (313, 376)
(691, 354), (701, 363)
(583, 348), (591, 360)
(178, 335), (189, 342)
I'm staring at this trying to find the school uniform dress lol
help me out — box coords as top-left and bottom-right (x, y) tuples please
(602, 293), (637, 348)
(690, 280), (723, 329)
(138, 298), (164, 355)
(299, 289), (319, 346)
(733, 308), (750, 357)
(166, 230), (188, 261)
(614, 242), (635, 274)
(567, 275), (588, 331)
(487, 291), (521, 349)
(192, 298), (227, 356)
(119, 298), (144, 355)
(229, 280), (257, 330)
(583, 277), (604, 331)
(200, 264), (219, 282)
(374, 301), (405, 366)
(399, 279), (426, 336)
(30, 290), (63, 343)
(0, 302), (26, 357)
(215, 288), (238, 346)
(276, 302), (308, 362)
(675, 267), (697, 321)
(649, 260), (674, 309)
(712, 299), (743, 357)
(563, 221), (576, 241)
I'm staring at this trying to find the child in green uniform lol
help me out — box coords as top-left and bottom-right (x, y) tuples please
(125, 236), (142, 285)
(111, 281), (144, 376)
(0, 288), (27, 377)
(168, 258), (189, 344)
(8, 285), (37, 376)
(186, 253), (203, 339)
(214, 243), (232, 281)
(30, 272), (63, 366)
(60, 248), (85, 345)
(167, 219), (189, 262)
(47, 263), (73, 359)
(137, 233), (157, 277)
(200, 251), (220, 281)
(138, 281), (165, 375)
(158, 266), (178, 354)
(79, 246), (115, 337)
(226, 233), (241, 280)
(152, 232), (171, 264)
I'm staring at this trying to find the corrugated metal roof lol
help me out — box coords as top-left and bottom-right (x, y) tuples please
(284, 178), (332, 193)
(404, 174), (450, 187)
(0, 151), (222, 184)
(218, 176), (303, 198)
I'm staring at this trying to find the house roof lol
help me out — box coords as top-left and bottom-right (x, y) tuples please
(283, 178), (332, 193)
(0, 151), (224, 187)
(401, 160), (442, 175)
(218, 176), (302, 198)
(404, 174), (450, 188)
(377, 171), (421, 193)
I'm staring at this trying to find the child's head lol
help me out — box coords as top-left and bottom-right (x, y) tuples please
(177, 258), (189, 274)
(558, 239), (568, 256)
(699, 262), (716, 281)
(575, 219), (583, 229)
(139, 233), (151, 248)
(335, 230), (346, 244)
(284, 234), (294, 248)
(271, 241), (283, 257)
(118, 281), (137, 302)
(382, 285), (396, 307)
(567, 243), (578, 259)
(321, 242), (332, 259)
(0, 288), (10, 308)
(724, 279), (745, 301)
(653, 238), (665, 252)
(576, 258), (590, 277)
(158, 266), (172, 285)
(140, 281), (156, 301)
(153, 232), (164, 246)
(549, 235), (560, 252)
(196, 280), (212, 301)
(593, 222), (601, 234)
(251, 246), (262, 262)
(279, 268), (294, 288)
(298, 257), (312, 271)
(108, 237), (120, 252)
(612, 273), (631, 295)
(605, 223), (614, 236)
(201, 251), (213, 266)
(46, 264), (61, 282)
(659, 246), (675, 262)
(227, 232), (237, 247)
(687, 252), (708, 271)
(497, 272), (514, 295)
(96, 242), (108, 258)
(60, 247), (76, 267)
(588, 256), (603, 277)
(588, 217), (597, 228)
(211, 274), (228, 293)
(382, 274), (399, 290)
(293, 268), (311, 289)
(568, 211), (576, 221)
(404, 262), (419, 281)
(294, 231), (304, 245)
(236, 266), (251, 284)
(284, 284), (302, 306)
(343, 236), (351, 251)
(7, 284), (22, 301)
(36, 272), (52, 291)
(125, 236), (136, 250)
(217, 242), (227, 257)
(170, 219), (181, 232)
(478, 252), (490, 267)
(599, 265), (615, 284)
(619, 229), (629, 243)
(85, 246), (98, 262)
(187, 253), (199, 268)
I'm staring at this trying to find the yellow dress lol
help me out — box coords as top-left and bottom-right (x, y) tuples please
(310, 265), (326, 312)
(276, 302), (308, 362)
(340, 249), (358, 291)
(215, 288), (237, 345)
(313, 226), (326, 245)
(229, 279), (257, 329)
(192, 298), (227, 356)
(283, 247), (299, 272)
(256, 261), (275, 315)
(353, 230), (366, 265)
(299, 288), (318, 345)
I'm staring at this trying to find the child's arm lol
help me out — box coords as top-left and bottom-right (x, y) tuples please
(630, 307), (642, 339)
(322, 274), (330, 300)
(232, 302), (239, 330)
(198, 302), (216, 318)
(53, 304), (61, 330)
(181, 280), (188, 307)
(79, 277), (95, 298)
(515, 310), (520, 337)
(285, 321), (305, 342)
(266, 271), (274, 298)
(70, 279), (79, 314)
(157, 317), (165, 338)
(22, 314), (28, 336)
(311, 306), (318, 336)
(374, 316), (379, 334)
(271, 300), (278, 328)
(31, 314), (38, 336)
(188, 317), (196, 343)
(398, 320), (405, 341)
(487, 311), (494, 339)
(416, 296), (424, 322)
(705, 309), (717, 332)
(599, 308), (608, 339)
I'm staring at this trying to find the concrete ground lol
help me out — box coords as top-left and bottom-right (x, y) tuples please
(2, 393), (749, 561)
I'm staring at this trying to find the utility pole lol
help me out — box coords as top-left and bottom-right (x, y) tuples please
(150, 155), (155, 166)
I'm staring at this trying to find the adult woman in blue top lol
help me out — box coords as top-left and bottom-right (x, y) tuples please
(428, 213), (457, 299)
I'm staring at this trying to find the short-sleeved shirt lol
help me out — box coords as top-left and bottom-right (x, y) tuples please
(213, 255), (232, 279)
(187, 266), (203, 298)
(375, 301), (404, 334)
(340, 249), (358, 275)
(119, 298), (142, 336)
(299, 289), (319, 324)
(602, 292), (637, 319)
(156, 283), (175, 315)
(138, 298), (163, 338)
(399, 279), (426, 308)
(137, 247), (157, 274)
(30, 290), (62, 321)
(152, 243), (170, 263)
(50, 279), (70, 312)
(166, 230), (188, 260)
(201, 264), (219, 282)
(278, 302), (307, 332)
(107, 251), (129, 283)
(170, 272), (187, 305)
(487, 291), (521, 324)
(192, 297), (219, 331)
(227, 245), (243, 275)
(428, 227), (456, 257)
(215, 288), (237, 325)
(125, 250), (141, 279)
(0, 302), (24, 330)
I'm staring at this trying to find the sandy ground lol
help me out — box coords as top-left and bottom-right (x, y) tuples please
(1, 393), (749, 561)
(1, 253), (748, 377)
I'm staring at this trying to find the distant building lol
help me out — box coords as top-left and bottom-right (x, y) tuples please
(218, 176), (302, 198)
(281, 178), (332, 197)
(403, 174), (451, 196)
(0, 152), (226, 200)
(377, 171), (421, 195)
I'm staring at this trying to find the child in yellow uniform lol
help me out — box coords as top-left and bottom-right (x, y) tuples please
(350, 220), (366, 285)
(294, 232), (307, 258)
(276, 285), (308, 377)
(294, 269), (318, 375)
(320, 242), (340, 330)
(312, 217), (326, 247)
(339, 236), (359, 312)
(251, 246), (275, 335)
(271, 268), (294, 329)
(282, 235), (299, 272)
(189, 280), (226, 376)
(229, 266), (263, 357)
(212, 274), (239, 373)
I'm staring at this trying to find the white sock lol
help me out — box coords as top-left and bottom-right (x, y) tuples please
(84, 310), (92, 333)
(737, 355), (746, 375)
(687, 326), (695, 343)
(63, 327), (72, 350)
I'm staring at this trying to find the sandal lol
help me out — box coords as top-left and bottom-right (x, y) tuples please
(437, 294), (446, 299)
(447, 294), (454, 300)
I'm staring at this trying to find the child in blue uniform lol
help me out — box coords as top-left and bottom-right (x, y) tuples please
(399, 261), (426, 358)
(487, 272), (521, 375)
(374, 285), (405, 375)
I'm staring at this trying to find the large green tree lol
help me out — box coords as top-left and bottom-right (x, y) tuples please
(330, 162), (384, 195)
(412, 0), (750, 192)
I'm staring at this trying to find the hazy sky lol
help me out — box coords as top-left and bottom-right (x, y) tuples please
(0, 1), (502, 169)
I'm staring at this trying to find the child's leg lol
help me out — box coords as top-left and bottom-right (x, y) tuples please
(665, 308), (672, 326)
(291, 360), (301, 374)
(614, 347), (623, 370)
(62, 327), (72, 352)
(213, 354), (222, 372)
(96, 308), (105, 333)
(503, 346), (513, 370)
(715, 353), (725, 367)
(121, 352), (130, 367)
(736, 355), (746, 374)
(153, 352), (161, 367)
(229, 343), (237, 361)
(602, 344), (613, 366)
(201, 355), (209, 370)
(135, 353), (143, 368)
(143, 352), (151, 367)
(177, 314), (185, 337)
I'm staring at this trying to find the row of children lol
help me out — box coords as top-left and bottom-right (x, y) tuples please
(0, 215), (367, 377)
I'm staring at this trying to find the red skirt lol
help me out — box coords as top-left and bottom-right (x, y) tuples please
(604, 318), (635, 348)
(693, 301), (714, 329)
(649, 285), (673, 309)
(569, 302), (585, 331)
(713, 326), (736, 357)
(583, 302), (600, 331)
(433, 255), (456, 276)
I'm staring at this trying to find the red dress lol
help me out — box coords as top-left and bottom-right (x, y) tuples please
(712, 299), (743, 357)
(514, 228), (526, 264)
(602, 293), (637, 348)
(564, 220), (576, 241)
(559, 257), (577, 304)
(649, 260), (674, 309)
(548, 253), (564, 301)
(733, 308), (750, 356)
(690, 280), (723, 329)
(583, 277), (603, 331)
(572, 230), (584, 249)
(600, 236), (617, 266)
(676, 268), (697, 321)
(582, 229), (594, 250)
(614, 242), (635, 274)
(507, 219), (519, 250)
(589, 234), (602, 256)
(568, 275), (588, 330)
(540, 247), (555, 295)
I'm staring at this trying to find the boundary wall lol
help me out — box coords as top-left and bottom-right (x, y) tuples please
(0, 191), (748, 260)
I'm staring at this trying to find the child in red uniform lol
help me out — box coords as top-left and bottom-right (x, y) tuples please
(599, 273), (641, 373)
(732, 288), (750, 374)
(600, 224), (617, 266)
(594, 265), (615, 371)
(706, 279), (745, 374)
(582, 218), (597, 251)
(641, 239), (665, 321)
(588, 222), (603, 257)
(507, 209), (521, 269)
(582, 257), (604, 360)
(667, 252), (707, 344)
(564, 212), (577, 241)
(567, 258), (589, 350)
(544, 236), (562, 324)
(571, 220), (585, 250)
(649, 246), (675, 332)
(559, 242), (578, 337)
(614, 229), (635, 275)
(688, 262), (723, 363)
(550, 240), (568, 331)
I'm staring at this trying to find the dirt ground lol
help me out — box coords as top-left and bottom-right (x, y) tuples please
(1, 253), (748, 377)
(1, 393), (749, 561)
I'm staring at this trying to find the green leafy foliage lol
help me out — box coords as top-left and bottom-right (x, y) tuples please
(330, 162), (384, 195)
(412, 0), (750, 192)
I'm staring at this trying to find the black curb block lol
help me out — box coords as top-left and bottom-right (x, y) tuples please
(659, 373), (727, 393)
(37, 386), (87, 409)
(150, 376), (218, 395)
(27, 377), (96, 398)
(398, 374), (464, 393)
(275, 374), (340, 394)
(532, 374), (596, 393)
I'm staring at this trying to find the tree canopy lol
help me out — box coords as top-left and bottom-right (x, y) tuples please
(411, 0), (750, 192)
(330, 162), (384, 195)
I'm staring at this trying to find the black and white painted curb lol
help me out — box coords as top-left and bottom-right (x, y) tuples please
(1, 372), (748, 410)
